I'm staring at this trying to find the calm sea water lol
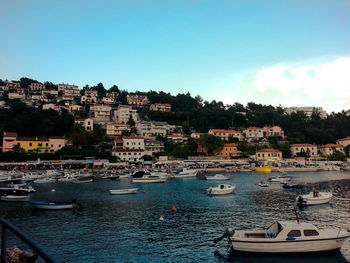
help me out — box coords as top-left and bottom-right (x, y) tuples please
(1, 171), (350, 263)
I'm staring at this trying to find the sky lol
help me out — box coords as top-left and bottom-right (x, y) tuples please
(1, 0), (350, 113)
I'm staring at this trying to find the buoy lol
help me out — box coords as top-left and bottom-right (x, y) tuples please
(171, 205), (176, 212)
(51, 189), (56, 192)
(159, 216), (164, 221)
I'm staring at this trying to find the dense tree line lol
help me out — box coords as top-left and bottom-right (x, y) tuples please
(0, 101), (74, 138)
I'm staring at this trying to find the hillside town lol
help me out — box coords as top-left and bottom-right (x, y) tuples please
(1, 78), (349, 170)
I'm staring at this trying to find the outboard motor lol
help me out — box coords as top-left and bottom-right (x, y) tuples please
(214, 227), (235, 243)
(297, 196), (304, 204)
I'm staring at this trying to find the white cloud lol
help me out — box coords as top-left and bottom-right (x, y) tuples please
(216, 57), (350, 113)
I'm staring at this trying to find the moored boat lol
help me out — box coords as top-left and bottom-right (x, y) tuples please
(214, 220), (350, 253)
(205, 174), (230, 181)
(255, 166), (271, 173)
(1, 195), (30, 202)
(258, 181), (269, 187)
(207, 184), (235, 195)
(173, 168), (198, 178)
(132, 171), (167, 183)
(269, 176), (292, 183)
(296, 191), (332, 205)
(30, 200), (77, 210)
(109, 188), (138, 195)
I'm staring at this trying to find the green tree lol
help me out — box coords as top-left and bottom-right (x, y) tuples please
(198, 134), (224, 155)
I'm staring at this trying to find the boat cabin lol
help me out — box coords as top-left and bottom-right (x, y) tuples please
(236, 221), (322, 240)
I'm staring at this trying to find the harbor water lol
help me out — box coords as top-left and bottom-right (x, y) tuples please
(1, 171), (350, 263)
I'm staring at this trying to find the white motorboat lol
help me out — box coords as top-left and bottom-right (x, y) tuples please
(30, 200), (77, 210)
(109, 188), (138, 195)
(215, 220), (350, 253)
(174, 168), (198, 178)
(207, 184), (235, 195)
(269, 176), (291, 183)
(132, 172), (167, 183)
(1, 195), (30, 202)
(33, 177), (56, 183)
(297, 191), (332, 205)
(258, 181), (269, 187)
(205, 174), (230, 181)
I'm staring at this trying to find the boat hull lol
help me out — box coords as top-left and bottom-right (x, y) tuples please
(231, 237), (348, 253)
(30, 201), (76, 210)
(132, 178), (167, 183)
(207, 188), (234, 195)
(1, 195), (30, 202)
(109, 188), (138, 195)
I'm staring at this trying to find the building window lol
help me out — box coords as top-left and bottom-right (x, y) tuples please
(46, 143), (48, 146)
(29, 143), (32, 146)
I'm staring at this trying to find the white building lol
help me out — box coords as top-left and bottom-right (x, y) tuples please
(285, 106), (327, 119)
(150, 103), (171, 112)
(144, 139), (164, 156)
(336, 137), (350, 148)
(167, 134), (188, 143)
(90, 104), (112, 124)
(8, 93), (26, 101)
(106, 122), (130, 136)
(58, 84), (80, 97)
(75, 118), (94, 131)
(243, 127), (264, 141)
(208, 129), (242, 141)
(319, 144), (344, 156)
(122, 136), (145, 150)
(136, 121), (169, 137)
(290, 144), (318, 157)
(112, 149), (144, 162)
(114, 105), (139, 124)
(81, 95), (97, 104)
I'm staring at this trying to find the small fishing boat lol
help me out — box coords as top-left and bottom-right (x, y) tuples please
(1, 195), (30, 202)
(132, 171), (167, 183)
(173, 168), (198, 178)
(214, 220), (350, 253)
(269, 176), (292, 183)
(33, 177), (56, 183)
(205, 174), (230, 181)
(109, 188), (138, 195)
(255, 166), (271, 173)
(207, 184), (235, 195)
(30, 200), (77, 210)
(258, 181), (269, 187)
(296, 191), (332, 205)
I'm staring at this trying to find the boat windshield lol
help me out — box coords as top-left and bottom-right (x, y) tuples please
(266, 222), (283, 237)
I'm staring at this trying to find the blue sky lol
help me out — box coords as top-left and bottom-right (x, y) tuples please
(1, 0), (349, 112)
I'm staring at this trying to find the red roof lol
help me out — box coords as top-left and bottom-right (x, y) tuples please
(3, 131), (17, 137)
(17, 137), (49, 141)
(114, 148), (144, 152)
(291, 144), (316, 147)
(210, 129), (240, 133)
(319, 144), (343, 148)
(337, 136), (350, 141)
(256, 148), (281, 153)
(122, 136), (144, 140)
(224, 143), (237, 147)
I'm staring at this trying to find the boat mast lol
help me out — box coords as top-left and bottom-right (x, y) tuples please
(293, 208), (300, 224)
